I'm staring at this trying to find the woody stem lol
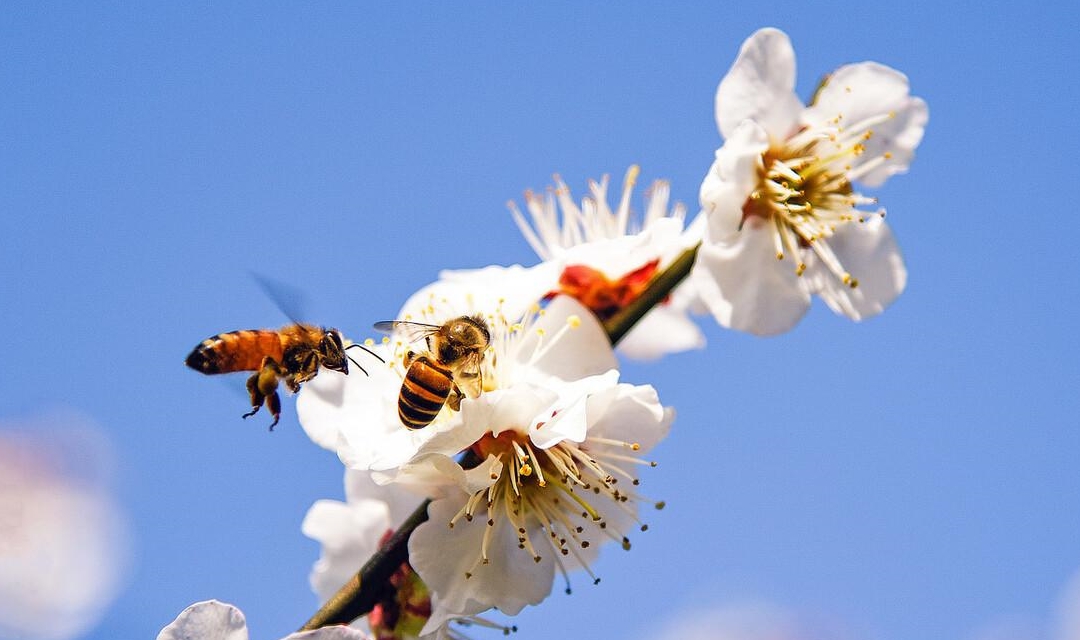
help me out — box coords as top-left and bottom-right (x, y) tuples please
(602, 243), (701, 345)
(299, 243), (701, 630)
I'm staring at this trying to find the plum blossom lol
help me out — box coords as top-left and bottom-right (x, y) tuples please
(0, 418), (129, 640)
(694, 27), (928, 335)
(303, 471), (515, 640)
(298, 288), (672, 634)
(302, 469), (417, 603)
(156, 600), (369, 640)
(504, 166), (704, 359)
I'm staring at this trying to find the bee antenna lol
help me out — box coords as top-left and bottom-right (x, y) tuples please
(346, 342), (385, 363)
(346, 354), (369, 376)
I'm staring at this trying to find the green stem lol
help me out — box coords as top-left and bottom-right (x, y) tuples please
(299, 244), (700, 630)
(603, 243), (701, 345)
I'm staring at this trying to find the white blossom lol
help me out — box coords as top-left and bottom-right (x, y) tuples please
(156, 600), (369, 640)
(695, 27), (928, 335)
(298, 287), (672, 634)
(0, 420), (129, 640)
(505, 166), (704, 359)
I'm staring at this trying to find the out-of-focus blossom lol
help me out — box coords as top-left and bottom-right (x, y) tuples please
(156, 600), (369, 640)
(652, 600), (860, 640)
(0, 417), (129, 640)
(1056, 567), (1080, 640)
(506, 166), (704, 359)
(694, 27), (928, 335)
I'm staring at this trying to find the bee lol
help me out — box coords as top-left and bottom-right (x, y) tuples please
(374, 315), (491, 430)
(185, 324), (380, 430)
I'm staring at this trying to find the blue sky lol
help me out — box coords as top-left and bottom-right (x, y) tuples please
(2, 3), (1078, 639)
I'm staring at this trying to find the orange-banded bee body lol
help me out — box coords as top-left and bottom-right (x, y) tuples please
(375, 315), (490, 430)
(186, 323), (376, 430)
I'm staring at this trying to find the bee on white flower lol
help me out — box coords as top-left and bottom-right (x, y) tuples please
(298, 287), (673, 634)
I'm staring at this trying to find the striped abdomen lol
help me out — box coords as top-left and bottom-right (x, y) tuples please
(399, 355), (454, 430)
(185, 329), (285, 374)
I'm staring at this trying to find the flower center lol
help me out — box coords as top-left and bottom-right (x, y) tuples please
(554, 260), (660, 321)
(450, 428), (661, 591)
(743, 113), (895, 287)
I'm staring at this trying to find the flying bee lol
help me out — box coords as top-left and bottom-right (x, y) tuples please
(374, 315), (491, 430)
(186, 324), (382, 430)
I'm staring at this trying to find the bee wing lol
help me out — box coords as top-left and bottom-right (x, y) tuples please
(452, 352), (484, 399)
(252, 272), (309, 325)
(373, 320), (441, 344)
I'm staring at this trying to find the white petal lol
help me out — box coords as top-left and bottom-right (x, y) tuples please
(407, 263), (558, 323)
(715, 28), (803, 141)
(529, 371), (620, 449)
(586, 383), (674, 454)
(343, 469), (419, 529)
(411, 497), (554, 634)
(384, 453), (501, 498)
(156, 601), (248, 640)
(811, 216), (907, 321)
(804, 62), (928, 187)
(283, 627), (372, 640)
(692, 223), (811, 335)
(558, 216), (689, 279)
(301, 499), (390, 602)
(617, 305), (706, 360)
(512, 296), (617, 383)
(699, 120), (770, 241)
(473, 386), (558, 441)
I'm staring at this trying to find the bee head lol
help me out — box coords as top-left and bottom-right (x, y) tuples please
(319, 330), (349, 374)
(438, 316), (490, 362)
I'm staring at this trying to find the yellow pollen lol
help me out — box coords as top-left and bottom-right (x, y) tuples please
(519, 463), (532, 477)
(567, 315), (581, 328)
(535, 328), (545, 337)
(776, 252), (784, 260)
(884, 152), (893, 159)
(630, 443), (640, 451)
(364, 338), (374, 346)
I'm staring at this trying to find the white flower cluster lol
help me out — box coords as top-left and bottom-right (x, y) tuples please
(163, 27), (926, 639)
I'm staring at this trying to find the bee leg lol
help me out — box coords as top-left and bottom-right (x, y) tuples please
(403, 350), (417, 368)
(243, 357), (285, 430)
(243, 372), (264, 419)
(446, 384), (463, 412)
(266, 390), (282, 431)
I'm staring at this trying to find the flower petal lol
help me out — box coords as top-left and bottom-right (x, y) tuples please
(156, 601), (248, 640)
(529, 371), (620, 449)
(301, 498), (390, 602)
(282, 627), (372, 640)
(410, 263), (558, 324)
(811, 216), (907, 321)
(411, 497), (554, 634)
(699, 120), (770, 241)
(804, 61), (928, 187)
(715, 27), (803, 141)
(343, 469), (418, 529)
(511, 296), (617, 384)
(617, 305), (706, 360)
(586, 383), (674, 454)
(692, 223), (811, 335)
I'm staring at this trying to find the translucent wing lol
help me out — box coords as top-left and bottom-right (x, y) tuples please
(450, 351), (484, 399)
(252, 272), (309, 326)
(373, 320), (441, 344)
